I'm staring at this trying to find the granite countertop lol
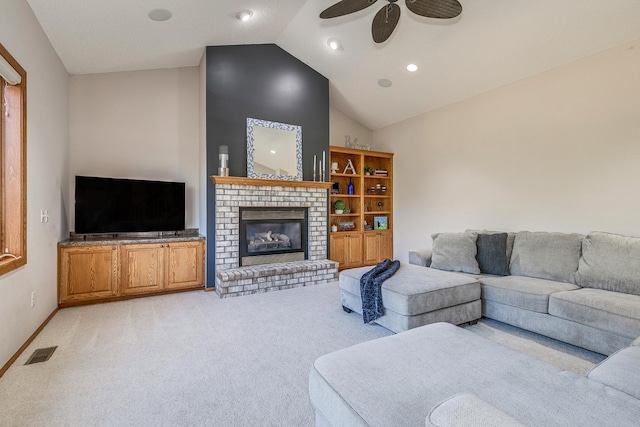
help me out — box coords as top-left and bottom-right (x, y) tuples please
(59, 229), (205, 247)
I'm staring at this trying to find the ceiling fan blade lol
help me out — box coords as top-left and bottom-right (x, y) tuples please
(371, 3), (401, 43)
(320, 0), (378, 19)
(405, 0), (462, 19)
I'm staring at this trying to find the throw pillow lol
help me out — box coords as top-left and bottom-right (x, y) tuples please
(431, 232), (480, 274)
(476, 233), (509, 276)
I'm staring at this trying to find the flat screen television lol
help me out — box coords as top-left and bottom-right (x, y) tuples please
(75, 176), (185, 234)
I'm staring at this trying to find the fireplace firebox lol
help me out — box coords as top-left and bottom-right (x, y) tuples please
(239, 207), (308, 266)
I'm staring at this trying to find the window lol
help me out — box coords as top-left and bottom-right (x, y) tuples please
(0, 43), (26, 276)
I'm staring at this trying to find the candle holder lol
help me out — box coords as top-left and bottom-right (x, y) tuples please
(218, 145), (229, 176)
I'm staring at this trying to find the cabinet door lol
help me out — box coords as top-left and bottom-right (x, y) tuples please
(59, 245), (118, 303)
(329, 234), (347, 266)
(364, 231), (394, 265)
(166, 241), (204, 289)
(363, 233), (380, 265)
(120, 244), (165, 295)
(345, 233), (363, 268)
(378, 231), (393, 261)
(330, 233), (363, 269)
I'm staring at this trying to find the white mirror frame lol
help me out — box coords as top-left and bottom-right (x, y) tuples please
(247, 118), (303, 181)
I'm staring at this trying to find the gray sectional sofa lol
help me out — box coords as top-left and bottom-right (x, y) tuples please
(309, 230), (640, 426)
(409, 230), (640, 355)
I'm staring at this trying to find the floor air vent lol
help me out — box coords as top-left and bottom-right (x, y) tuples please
(24, 346), (57, 365)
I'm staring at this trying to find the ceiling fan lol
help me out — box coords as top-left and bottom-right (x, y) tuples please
(320, 0), (462, 43)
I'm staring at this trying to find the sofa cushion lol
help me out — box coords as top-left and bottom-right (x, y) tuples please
(575, 232), (640, 296)
(476, 233), (509, 276)
(339, 264), (480, 316)
(480, 276), (579, 313)
(509, 231), (583, 284)
(431, 232), (480, 274)
(426, 393), (526, 427)
(549, 288), (640, 339)
(588, 346), (640, 400)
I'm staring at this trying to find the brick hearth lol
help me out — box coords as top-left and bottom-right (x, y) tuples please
(210, 177), (338, 298)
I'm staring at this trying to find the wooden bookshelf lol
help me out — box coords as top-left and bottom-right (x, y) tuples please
(329, 146), (393, 270)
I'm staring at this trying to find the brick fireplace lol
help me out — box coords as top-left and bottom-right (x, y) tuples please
(211, 177), (338, 298)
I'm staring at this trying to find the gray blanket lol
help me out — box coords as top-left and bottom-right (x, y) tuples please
(360, 259), (400, 323)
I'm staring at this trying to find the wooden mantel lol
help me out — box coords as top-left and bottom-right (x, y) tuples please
(210, 176), (332, 189)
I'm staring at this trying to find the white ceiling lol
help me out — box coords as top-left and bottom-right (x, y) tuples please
(27, 0), (640, 130)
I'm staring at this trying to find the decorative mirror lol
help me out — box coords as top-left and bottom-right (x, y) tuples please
(247, 118), (303, 181)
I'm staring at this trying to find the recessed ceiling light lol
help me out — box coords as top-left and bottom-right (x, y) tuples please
(378, 78), (392, 88)
(236, 10), (254, 22)
(327, 38), (341, 50)
(270, 150), (277, 154)
(406, 63), (418, 72)
(148, 9), (172, 22)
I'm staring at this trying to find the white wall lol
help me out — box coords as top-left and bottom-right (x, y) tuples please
(330, 106), (373, 148)
(0, 0), (69, 368)
(373, 39), (640, 262)
(69, 67), (200, 231)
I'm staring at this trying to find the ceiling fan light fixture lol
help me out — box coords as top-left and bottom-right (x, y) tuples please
(236, 10), (254, 22)
(148, 9), (172, 22)
(406, 63), (418, 72)
(327, 38), (342, 50)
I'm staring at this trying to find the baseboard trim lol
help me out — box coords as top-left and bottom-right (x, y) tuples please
(58, 286), (204, 308)
(0, 307), (58, 379)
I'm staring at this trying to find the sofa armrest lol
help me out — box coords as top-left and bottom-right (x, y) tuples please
(409, 248), (432, 267)
(426, 393), (525, 427)
(588, 346), (640, 399)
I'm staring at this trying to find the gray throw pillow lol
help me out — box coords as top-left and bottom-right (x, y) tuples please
(476, 233), (509, 276)
(466, 228), (516, 261)
(576, 232), (640, 296)
(431, 232), (480, 274)
(509, 231), (583, 284)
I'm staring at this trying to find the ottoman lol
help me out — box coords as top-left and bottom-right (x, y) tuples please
(339, 263), (481, 333)
(309, 322), (640, 427)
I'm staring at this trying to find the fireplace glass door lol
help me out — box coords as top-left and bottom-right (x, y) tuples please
(239, 208), (308, 266)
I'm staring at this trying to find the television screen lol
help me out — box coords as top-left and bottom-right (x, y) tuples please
(75, 176), (185, 234)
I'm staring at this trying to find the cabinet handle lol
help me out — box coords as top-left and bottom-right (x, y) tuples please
(112, 246), (116, 250)
(161, 245), (164, 248)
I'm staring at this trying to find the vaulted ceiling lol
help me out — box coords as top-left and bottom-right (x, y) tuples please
(27, 0), (640, 130)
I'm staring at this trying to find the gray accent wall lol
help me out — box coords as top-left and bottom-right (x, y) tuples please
(205, 44), (329, 288)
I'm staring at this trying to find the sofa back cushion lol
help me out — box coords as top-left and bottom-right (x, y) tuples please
(576, 232), (640, 296)
(509, 231), (583, 284)
(431, 232), (480, 274)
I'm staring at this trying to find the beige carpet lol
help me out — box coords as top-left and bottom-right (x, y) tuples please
(0, 282), (605, 426)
